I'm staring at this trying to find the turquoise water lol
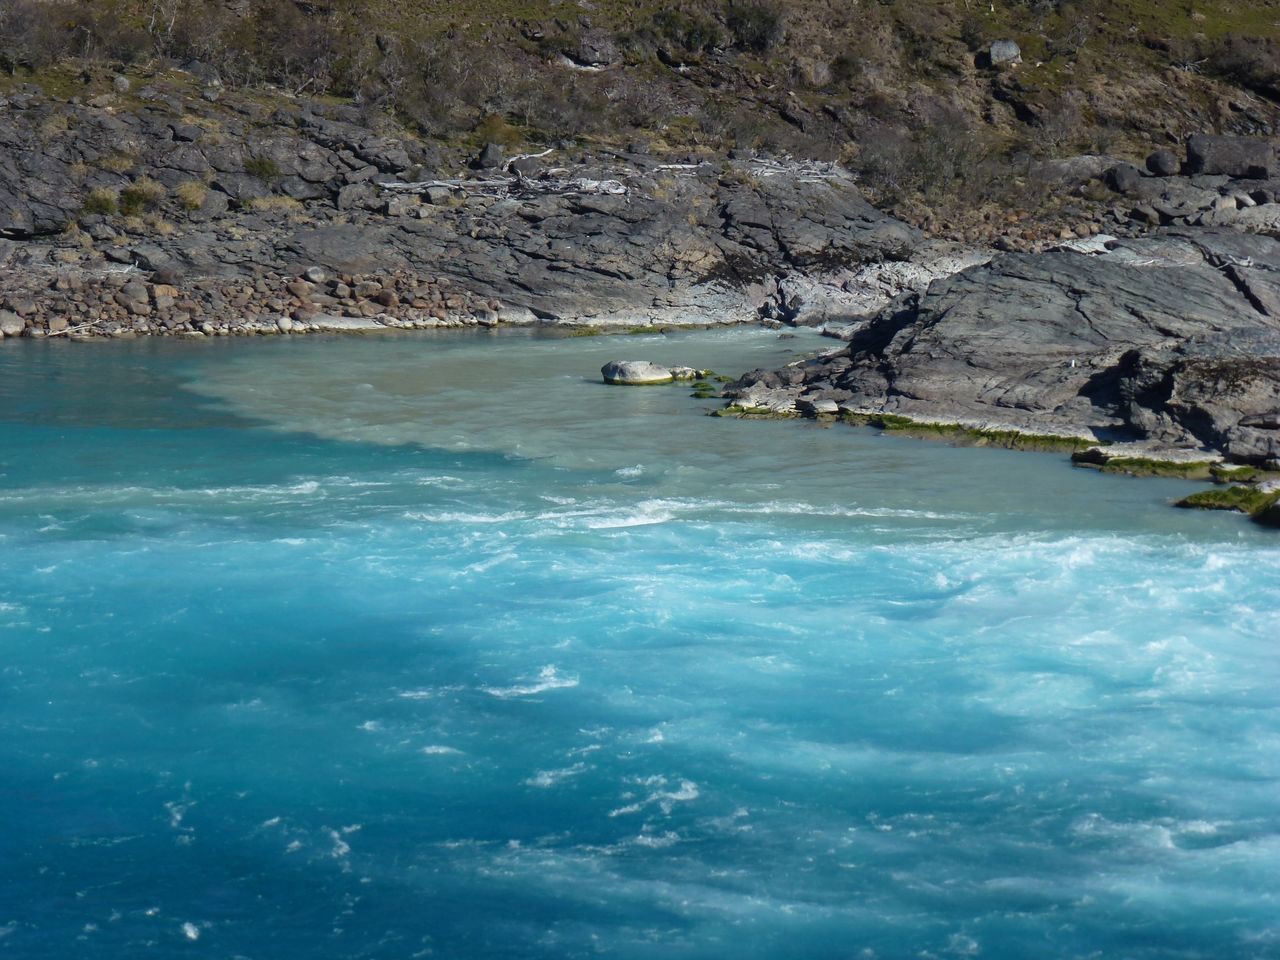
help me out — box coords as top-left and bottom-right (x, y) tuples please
(1, 329), (1278, 959)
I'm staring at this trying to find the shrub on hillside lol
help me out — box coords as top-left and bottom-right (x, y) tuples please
(1208, 35), (1280, 100)
(0, 0), (73, 71)
(650, 8), (726, 54)
(726, 2), (785, 52)
(81, 187), (119, 216)
(852, 108), (997, 205)
(118, 177), (166, 215)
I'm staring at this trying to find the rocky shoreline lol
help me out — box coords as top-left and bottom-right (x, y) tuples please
(707, 138), (1280, 526)
(5, 69), (1280, 523)
(2, 68), (978, 341)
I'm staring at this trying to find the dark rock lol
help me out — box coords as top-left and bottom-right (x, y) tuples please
(732, 230), (1280, 463)
(336, 183), (377, 210)
(475, 143), (505, 170)
(573, 29), (621, 67)
(1146, 149), (1180, 176)
(167, 122), (202, 143)
(1105, 163), (1143, 195)
(1186, 134), (1278, 179)
(212, 173), (270, 205)
(510, 157), (542, 178)
(190, 189), (230, 222)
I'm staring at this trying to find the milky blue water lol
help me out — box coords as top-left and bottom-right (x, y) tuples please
(1, 329), (1278, 959)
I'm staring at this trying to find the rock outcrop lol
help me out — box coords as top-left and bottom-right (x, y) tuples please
(725, 229), (1280, 468)
(0, 79), (933, 338)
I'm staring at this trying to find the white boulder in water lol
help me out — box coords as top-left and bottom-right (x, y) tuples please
(601, 360), (675, 385)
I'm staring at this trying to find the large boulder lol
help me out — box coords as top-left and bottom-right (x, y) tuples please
(474, 143), (505, 170)
(989, 40), (1022, 66)
(601, 360), (675, 385)
(0, 309), (26, 337)
(1186, 135), (1278, 179)
(574, 29), (621, 68)
(1146, 149), (1180, 176)
(1105, 163), (1143, 195)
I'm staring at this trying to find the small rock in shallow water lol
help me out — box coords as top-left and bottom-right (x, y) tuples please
(601, 360), (675, 385)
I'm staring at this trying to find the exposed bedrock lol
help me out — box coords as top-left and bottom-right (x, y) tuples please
(727, 229), (1280, 466)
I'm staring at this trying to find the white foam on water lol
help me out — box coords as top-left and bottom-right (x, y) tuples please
(629, 831), (681, 849)
(581, 501), (678, 529)
(482, 665), (580, 699)
(524, 763), (588, 788)
(609, 777), (700, 817)
(404, 510), (529, 524)
(396, 684), (464, 700)
(328, 829), (351, 860)
(615, 465), (645, 479)
(421, 745), (463, 756)
(180, 922), (199, 941)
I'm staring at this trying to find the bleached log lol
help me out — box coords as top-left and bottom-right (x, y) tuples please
(378, 176), (627, 197)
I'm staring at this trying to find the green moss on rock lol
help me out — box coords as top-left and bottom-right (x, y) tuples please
(845, 413), (1093, 452)
(1176, 485), (1280, 515)
(1075, 455), (1217, 479)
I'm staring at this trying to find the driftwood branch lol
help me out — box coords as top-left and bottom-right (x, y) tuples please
(379, 176), (627, 197)
(748, 157), (845, 183)
(503, 148), (555, 169)
(47, 317), (109, 337)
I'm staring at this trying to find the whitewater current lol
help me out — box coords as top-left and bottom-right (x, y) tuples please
(1, 328), (1278, 958)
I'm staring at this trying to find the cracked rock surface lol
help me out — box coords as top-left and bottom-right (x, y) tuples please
(728, 230), (1280, 466)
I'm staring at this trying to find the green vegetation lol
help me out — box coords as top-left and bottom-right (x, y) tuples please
(2, 0), (1278, 223)
(846, 412), (1093, 452)
(1176, 486), (1280, 516)
(117, 176), (165, 215)
(99, 151), (137, 174)
(244, 155), (282, 184)
(244, 195), (303, 212)
(1072, 454), (1217, 479)
(81, 187), (118, 216)
(173, 180), (209, 211)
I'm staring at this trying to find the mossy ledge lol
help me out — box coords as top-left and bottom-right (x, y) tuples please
(1175, 485), (1280, 515)
(711, 405), (800, 420)
(843, 412), (1095, 453)
(1071, 450), (1219, 479)
(1209, 464), (1280, 484)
